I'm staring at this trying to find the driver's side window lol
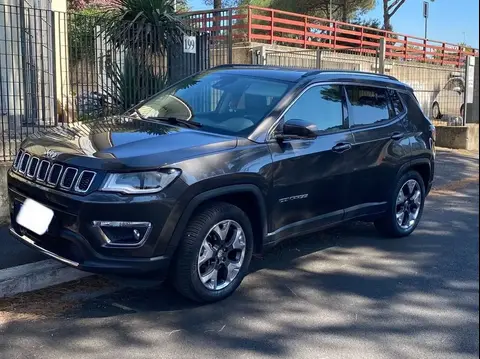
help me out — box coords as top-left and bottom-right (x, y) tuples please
(284, 85), (345, 134)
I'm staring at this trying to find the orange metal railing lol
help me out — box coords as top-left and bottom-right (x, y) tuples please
(183, 5), (478, 67)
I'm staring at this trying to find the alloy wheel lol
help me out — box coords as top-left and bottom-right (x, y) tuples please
(395, 179), (422, 230)
(197, 220), (246, 291)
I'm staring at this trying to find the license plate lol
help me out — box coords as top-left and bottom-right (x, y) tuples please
(16, 199), (54, 236)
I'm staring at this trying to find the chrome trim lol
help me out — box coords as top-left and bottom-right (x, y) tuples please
(36, 160), (51, 182)
(92, 221), (152, 248)
(9, 227), (80, 267)
(263, 81), (412, 142)
(46, 163), (63, 186)
(74, 170), (96, 193)
(18, 153), (30, 174)
(13, 150), (24, 170)
(26, 157), (40, 178)
(60, 167), (79, 190)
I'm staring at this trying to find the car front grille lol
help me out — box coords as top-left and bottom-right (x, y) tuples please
(12, 150), (97, 194)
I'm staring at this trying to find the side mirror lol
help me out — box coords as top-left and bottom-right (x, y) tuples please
(279, 119), (318, 139)
(452, 86), (462, 93)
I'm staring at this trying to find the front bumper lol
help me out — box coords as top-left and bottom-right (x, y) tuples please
(7, 170), (187, 276)
(9, 227), (170, 276)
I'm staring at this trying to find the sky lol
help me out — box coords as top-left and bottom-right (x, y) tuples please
(188, 0), (479, 48)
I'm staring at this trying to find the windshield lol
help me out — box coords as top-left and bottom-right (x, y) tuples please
(135, 71), (292, 136)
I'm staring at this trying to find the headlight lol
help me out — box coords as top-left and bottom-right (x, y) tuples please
(100, 169), (180, 194)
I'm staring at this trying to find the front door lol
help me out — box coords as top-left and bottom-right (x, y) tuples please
(267, 84), (355, 242)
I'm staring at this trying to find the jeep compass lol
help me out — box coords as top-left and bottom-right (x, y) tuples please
(8, 65), (435, 302)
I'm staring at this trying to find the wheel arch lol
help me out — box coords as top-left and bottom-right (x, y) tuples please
(397, 159), (432, 193)
(163, 184), (268, 258)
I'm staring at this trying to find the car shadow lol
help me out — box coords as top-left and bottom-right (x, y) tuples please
(0, 150), (478, 358)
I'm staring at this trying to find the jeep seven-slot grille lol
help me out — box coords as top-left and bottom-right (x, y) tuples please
(12, 150), (96, 194)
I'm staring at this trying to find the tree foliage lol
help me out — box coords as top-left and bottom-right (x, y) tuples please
(205, 0), (375, 21)
(68, 0), (189, 12)
(100, 0), (186, 55)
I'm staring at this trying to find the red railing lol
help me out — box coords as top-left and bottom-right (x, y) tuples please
(183, 6), (478, 67)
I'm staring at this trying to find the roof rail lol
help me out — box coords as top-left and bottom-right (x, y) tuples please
(210, 65), (399, 81)
(313, 70), (398, 81)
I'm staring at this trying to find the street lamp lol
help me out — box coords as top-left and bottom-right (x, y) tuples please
(423, 0), (434, 39)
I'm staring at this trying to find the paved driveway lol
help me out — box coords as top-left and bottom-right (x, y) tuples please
(0, 149), (478, 359)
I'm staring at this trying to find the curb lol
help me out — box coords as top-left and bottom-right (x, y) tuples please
(0, 259), (91, 298)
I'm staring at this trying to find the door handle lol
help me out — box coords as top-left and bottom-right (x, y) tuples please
(332, 142), (352, 153)
(391, 132), (404, 140)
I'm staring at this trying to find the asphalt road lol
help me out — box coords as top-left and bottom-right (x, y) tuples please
(0, 149), (478, 359)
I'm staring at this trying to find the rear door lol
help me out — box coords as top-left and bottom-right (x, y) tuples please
(343, 84), (412, 220)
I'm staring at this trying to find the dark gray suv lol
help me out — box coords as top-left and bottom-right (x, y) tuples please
(8, 65), (436, 302)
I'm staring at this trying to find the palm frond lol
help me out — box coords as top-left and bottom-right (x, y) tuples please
(99, 0), (187, 55)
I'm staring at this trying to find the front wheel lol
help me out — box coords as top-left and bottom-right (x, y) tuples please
(375, 171), (426, 238)
(172, 202), (253, 303)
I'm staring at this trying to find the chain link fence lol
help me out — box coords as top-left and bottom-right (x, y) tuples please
(264, 46), (471, 125)
(265, 47), (380, 73)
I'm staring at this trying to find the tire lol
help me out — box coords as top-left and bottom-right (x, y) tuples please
(432, 102), (442, 119)
(171, 202), (254, 303)
(374, 171), (426, 238)
(460, 104), (465, 119)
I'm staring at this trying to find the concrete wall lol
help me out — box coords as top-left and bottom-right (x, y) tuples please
(436, 124), (479, 151)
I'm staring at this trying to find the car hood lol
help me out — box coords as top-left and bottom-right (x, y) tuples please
(21, 118), (238, 170)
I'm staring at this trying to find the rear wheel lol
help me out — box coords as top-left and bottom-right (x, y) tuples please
(172, 202), (253, 303)
(432, 102), (442, 119)
(375, 171), (426, 238)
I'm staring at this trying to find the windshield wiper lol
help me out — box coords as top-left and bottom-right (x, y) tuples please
(130, 109), (202, 129)
(132, 108), (146, 120)
(144, 116), (203, 129)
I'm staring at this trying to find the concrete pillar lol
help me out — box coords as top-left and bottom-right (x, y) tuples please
(378, 38), (386, 75)
(251, 46), (266, 65)
(51, 0), (75, 123)
(316, 49), (323, 69)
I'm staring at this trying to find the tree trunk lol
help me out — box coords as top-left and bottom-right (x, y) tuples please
(383, 0), (390, 30)
(342, 0), (348, 22)
(213, 0), (222, 9)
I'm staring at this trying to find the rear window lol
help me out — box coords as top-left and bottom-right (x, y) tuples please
(345, 85), (391, 127)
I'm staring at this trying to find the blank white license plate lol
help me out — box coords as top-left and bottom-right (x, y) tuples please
(16, 199), (54, 236)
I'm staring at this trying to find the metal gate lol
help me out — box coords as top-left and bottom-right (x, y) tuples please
(0, 6), (230, 162)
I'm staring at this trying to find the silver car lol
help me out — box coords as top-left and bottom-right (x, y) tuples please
(432, 77), (465, 119)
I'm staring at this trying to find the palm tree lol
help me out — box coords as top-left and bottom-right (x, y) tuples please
(97, 0), (187, 113)
(101, 0), (186, 55)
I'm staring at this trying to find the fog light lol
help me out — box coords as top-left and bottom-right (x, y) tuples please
(93, 221), (152, 247)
